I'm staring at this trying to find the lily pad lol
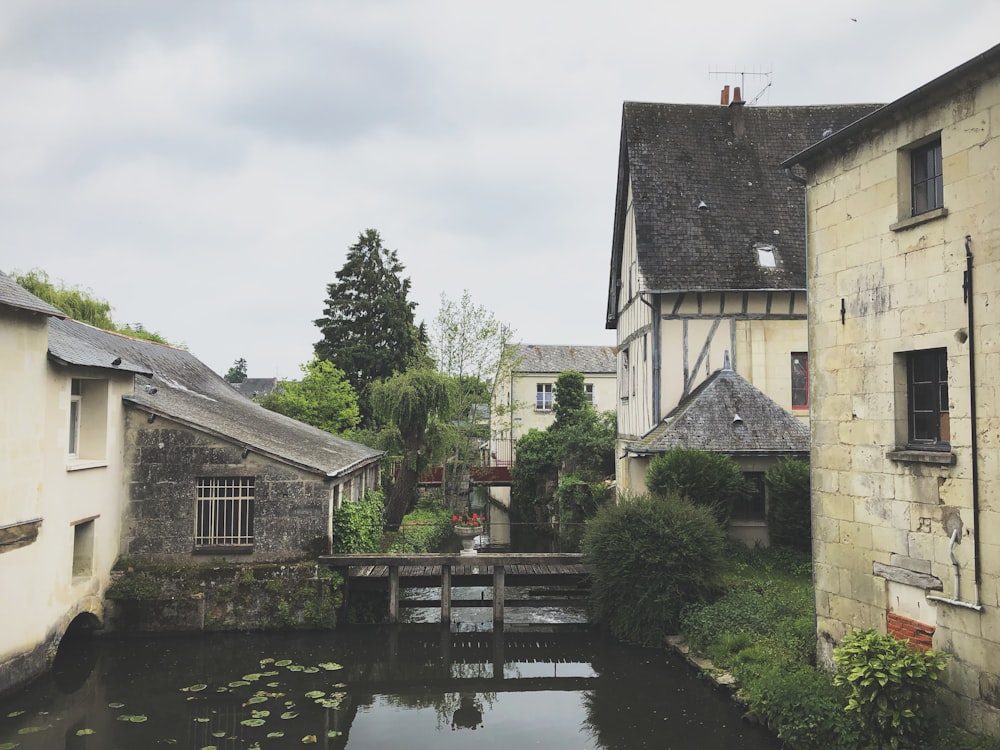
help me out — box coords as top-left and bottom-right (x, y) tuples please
(302, 736), (317, 744)
(117, 714), (147, 723)
(287, 665), (304, 672)
(242, 673), (264, 681)
(18, 726), (46, 734)
(108, 702), (125, 709)
(302, 666), (319, 674)
(240, 718), (266, 727)
(199, 746), (217, 750)
(267, 730), (286, 738)
(6, 710), (25, 718)
(0, 742), (17, 750)
(318, 662), (343, 671)
(245, 696), (268, 705)
(260, 657), (275, 665)
(211, 730), (227, 738)
(194, 717), (211, 723)
(280, 711), (299, 720)
(76, 728), (96, 736)
(183, 684), (208, 692)
(274, 659), (292, 667)
(327, 730), (343, 738)
(304, 690), (325, 699)
(250, 710), (270, 719)
(229, 680), (250, 688)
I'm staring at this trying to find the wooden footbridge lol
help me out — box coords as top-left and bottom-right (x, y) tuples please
(319, 553), (590, 624)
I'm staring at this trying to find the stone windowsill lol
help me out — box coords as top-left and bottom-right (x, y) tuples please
(0, 518), (43, 554)
(66, 459), (109, 472)
(889, 206), (948, 232)
(193, 545), (255, 556)
(886, 449), (955, 466)
(926, 595), (984, 612)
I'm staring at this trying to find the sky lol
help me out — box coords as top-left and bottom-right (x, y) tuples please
(1, 1), (998, 380)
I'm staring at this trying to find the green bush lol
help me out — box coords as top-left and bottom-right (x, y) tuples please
(765, 458), (811, 552)
(389, 505), (452, 553)
(582, 492), (725, 645)
(740, 665), (862, 749)
(645, 448), (747, 525)
(555, 473), (612, 552)
(331, 489), (386, 553)
(833, 628), (949, 750)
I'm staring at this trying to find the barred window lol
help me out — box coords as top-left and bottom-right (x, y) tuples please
(195, 477), (255, 547)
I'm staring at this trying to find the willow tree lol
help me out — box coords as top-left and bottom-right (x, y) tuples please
(370, 368), (452, 529)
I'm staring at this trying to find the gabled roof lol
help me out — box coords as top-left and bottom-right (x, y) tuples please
(606, 101), (881, 328)
(232, 377), (280, 399)
(628, 365), (809, 456)
(0, 270), (66, 318)
(510, 344), (616, 374)
(783, 42), (1000, 169)
(48, 318), (382, 478)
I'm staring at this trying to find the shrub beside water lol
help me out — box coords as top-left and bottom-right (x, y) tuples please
(645, 448), (747, 525)
(582, 492), (725, 645)
(331, 489), (385, 553)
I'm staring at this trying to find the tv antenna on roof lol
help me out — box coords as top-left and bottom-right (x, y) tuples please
(708, 67), (773, 105)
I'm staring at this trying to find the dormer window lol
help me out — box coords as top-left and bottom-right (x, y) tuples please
(754, 243), (777, 268)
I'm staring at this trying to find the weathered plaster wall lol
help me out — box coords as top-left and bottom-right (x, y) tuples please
(808, 74), (1000, 731)
(123, 413), (335, 562)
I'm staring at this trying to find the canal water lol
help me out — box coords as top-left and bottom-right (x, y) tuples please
(0, 625), (780, 750)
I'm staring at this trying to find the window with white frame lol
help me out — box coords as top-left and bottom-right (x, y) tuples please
(195, 477), (255, 548)
(621, 349), (630, 400)
(585, 383), (594, 406)
(536, 383), (553, 411)
(67, 378), (109, 461)
(68, 379), (82, 456)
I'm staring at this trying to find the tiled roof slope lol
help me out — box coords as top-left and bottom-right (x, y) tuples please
(629, 366), (809, 456)
(0, 270), (66, 318)
(512, 344), (617, 374)
(48, 319), (382, 477)
(233, 378), (280, 398)
(607, 101), (881, 326)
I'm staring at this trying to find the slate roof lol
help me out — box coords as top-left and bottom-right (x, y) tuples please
(606, 101), (881, 327)
(628, 365), (809, 456)
(0, 270), (66, 318)
(232, 377), (280, 399)
(47, 319), (382, 478)
(511, 344), (617, 374)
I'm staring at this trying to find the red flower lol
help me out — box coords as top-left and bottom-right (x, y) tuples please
(452, 515), (458, 522)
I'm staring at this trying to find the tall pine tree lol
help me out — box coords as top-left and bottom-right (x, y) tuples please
(314, 229), (427, 419)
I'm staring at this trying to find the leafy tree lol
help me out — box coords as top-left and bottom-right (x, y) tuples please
(12, 269), (171, 344)
(552, 370), (590, 430)
(645, 448), (748, 525)
(510, 428), (559, 522)
(765, 458), (812, 551)
(259, 359), (361, 435)
(370, 368), (452, 529)
(225, 358), (248, 383)
(314, 229), (428, 421)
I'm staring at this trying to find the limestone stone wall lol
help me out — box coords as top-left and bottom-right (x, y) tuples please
(807, 71), (1000, 731)
(122, 412), (336, 562)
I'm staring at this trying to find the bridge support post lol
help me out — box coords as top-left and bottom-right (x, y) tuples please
(493, 565), (505, 624)
(388, 564), (400, 624)
(441, 565), (452, 624)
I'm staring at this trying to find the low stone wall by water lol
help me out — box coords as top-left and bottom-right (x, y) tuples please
(103, 561), (342, 633)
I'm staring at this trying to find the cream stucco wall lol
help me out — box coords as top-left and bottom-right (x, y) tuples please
(612, 175), (809, 493)
(806, 72), (1000, 730)
(0, 307), (133, 696)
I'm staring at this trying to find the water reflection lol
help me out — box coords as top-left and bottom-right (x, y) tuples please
(0, 627), (780, 749)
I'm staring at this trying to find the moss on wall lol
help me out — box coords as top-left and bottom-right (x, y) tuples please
(105, 560), (343, 632)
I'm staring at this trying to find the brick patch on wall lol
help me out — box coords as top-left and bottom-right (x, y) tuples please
(887, 612), (935, 651)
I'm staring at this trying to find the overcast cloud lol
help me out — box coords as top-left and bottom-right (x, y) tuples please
(1, 1), (997, 378)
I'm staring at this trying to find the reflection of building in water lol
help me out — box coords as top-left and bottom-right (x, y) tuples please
(451, 693), (484, 730)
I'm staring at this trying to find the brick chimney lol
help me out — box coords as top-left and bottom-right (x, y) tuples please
(720, 85), (730, 106)
(729, 85), (745, 137)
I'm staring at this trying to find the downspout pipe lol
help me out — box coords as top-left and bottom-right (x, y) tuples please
(964, 235), (982, 603)
(949, 527), (961, 602)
